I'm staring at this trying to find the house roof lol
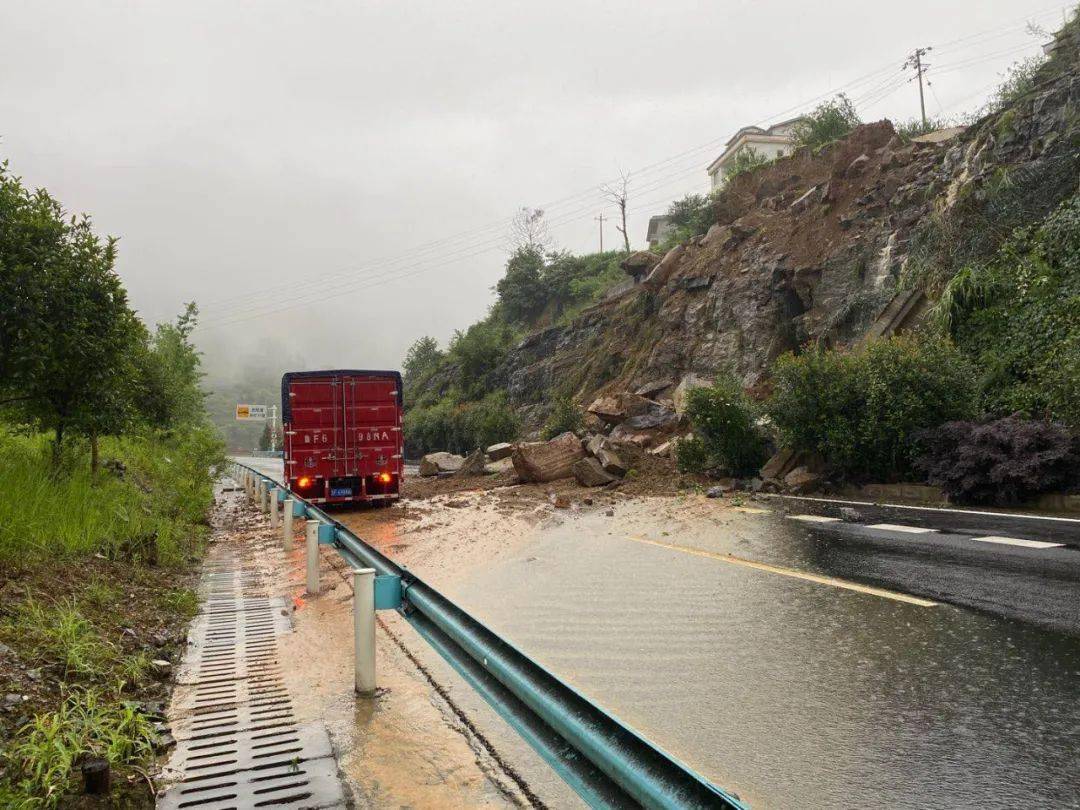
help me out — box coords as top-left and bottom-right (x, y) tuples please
(707, 116), (807, 174)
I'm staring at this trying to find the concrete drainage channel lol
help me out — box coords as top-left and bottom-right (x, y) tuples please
(159, 482), (346, 810)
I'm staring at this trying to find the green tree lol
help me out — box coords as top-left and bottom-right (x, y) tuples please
(4, 217), (143, 467)
(448, 319), (515, 399)
(403, 335), (443, 383)
(495, 246), (546, 324)
(793, 94), (861, 149)
(135, 303), (208, 431)
(0, 162), (68, 392)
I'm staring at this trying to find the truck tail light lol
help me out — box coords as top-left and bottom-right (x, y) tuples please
(298, 476), (313, 489)
(378, 472), (392, 484)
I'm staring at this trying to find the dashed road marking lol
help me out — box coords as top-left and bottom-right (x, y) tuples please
(625, 535), (938, 606)
(974, 536), (1065, 549)
(867, 523), (935, 534)
(789, 514), (842, 523)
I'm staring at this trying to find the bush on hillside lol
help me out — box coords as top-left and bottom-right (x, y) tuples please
(448, 319), (516, 399)
(983, 55), (1045, 115)
(663, 192), (723, 246)
(722, 146), (771, 181)
(404, 393), (519, 457)
(896, 116), (951, 141)
(403, 335), (444, 384)
(541, 396), (583, 440)
(792, 94), (861, 149)
(768, 335), (977, 480)
(941, 192), (1080, 427)
(678, 377), (767, 476)
(673, 435), (711, 475)
(914, 415), (1078, 505)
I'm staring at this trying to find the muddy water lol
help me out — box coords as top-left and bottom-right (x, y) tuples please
(341, 492), (1080, 810)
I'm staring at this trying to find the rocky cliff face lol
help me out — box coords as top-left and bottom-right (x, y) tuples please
(496, 34), (1078, 422)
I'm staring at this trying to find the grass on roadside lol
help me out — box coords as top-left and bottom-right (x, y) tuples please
(0, 426), (223, 565)
(5, 689), (158, 807)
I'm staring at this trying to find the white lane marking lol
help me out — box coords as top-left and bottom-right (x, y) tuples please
(974, 536), (1064, 549)
(867, 523), (935, 534)
(764, 494), (1080, 524)
(789, 514), (842, 523)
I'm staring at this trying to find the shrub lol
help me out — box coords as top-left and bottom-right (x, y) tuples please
(769, 335), (977, 480)
(896, 116), (951, 141)
(673, 435), (710, 474)
(404, 393), (520, 457)
(943, 192), (1080, 427)
(914, 415), (1078, 505)
(792, 94), (861, 149)
(982, 55), (1045, 115)
(722, 146), (771, 180)
(680, 377), (767, 476)
(541, 396), (583, 440)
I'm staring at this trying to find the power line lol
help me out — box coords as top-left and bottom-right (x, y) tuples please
(196, 11), (1069, 332)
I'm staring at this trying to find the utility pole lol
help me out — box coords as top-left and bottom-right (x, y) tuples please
(594, 212), (606, 252)
(904, 47), (932, 129)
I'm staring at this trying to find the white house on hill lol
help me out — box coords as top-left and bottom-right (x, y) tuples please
(706, 117), (805, 189)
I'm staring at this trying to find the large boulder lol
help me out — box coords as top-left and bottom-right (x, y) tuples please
(586, 392), (654, 424)
(620, 250), (661, 281)
(783, 466), (822, 494)
(485, 442), (514, 461)
(418, 452), (465, 477)
(634, 378), (674, 398)
(596, 447), (627, 476)
(573, 457), (617, 487)
(454, 448), (487, 477)
(511, 433), (586, 483)
(484, 457), (515, 475)
(642, 244), (686, 291)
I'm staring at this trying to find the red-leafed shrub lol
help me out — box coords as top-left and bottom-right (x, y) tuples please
(914, 415), (1079, 505)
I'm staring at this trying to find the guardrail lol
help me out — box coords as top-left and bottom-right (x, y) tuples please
(231, 461), (747, 809)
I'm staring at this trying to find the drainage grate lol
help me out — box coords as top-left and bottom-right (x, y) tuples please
(161, 547), (345, 810)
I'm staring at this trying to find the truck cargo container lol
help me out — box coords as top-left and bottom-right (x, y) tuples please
(281, 369), (403, 505)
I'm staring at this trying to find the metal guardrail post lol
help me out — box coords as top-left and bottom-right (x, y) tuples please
(305, 519), (321, 595)
(269, 488), (280, 529)
(353, 568), (376, 696)
(283, 498), (295, 551)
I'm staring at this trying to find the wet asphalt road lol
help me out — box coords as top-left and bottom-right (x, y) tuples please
(234, 458), (1080, 809)
(447, 502), (1080, 809)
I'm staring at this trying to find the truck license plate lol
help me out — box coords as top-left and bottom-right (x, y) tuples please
(330, 487), (353, 497)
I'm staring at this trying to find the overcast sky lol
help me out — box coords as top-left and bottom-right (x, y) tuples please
(0, 0), (1063, 380)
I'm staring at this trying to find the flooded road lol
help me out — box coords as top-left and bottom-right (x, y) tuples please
(237, 459), (1080, 808)
(345, 493), (1080, 809)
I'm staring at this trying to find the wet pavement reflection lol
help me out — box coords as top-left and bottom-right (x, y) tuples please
(351, 495), (1080, 809)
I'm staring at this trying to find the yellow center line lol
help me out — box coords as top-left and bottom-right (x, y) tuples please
(625, 535), (938, 607)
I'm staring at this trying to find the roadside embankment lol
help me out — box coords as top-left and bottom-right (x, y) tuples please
(0, 428), (222, 806)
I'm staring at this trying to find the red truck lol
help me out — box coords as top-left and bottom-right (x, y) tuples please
(281, 369), (404, 505)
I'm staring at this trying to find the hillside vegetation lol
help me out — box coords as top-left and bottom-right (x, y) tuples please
(0, 159), (223, 805)
(402, 14), (1080, 496)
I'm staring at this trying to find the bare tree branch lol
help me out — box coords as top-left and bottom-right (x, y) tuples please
(507, 206), (551, 253)
(600, 171), (631, 253)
